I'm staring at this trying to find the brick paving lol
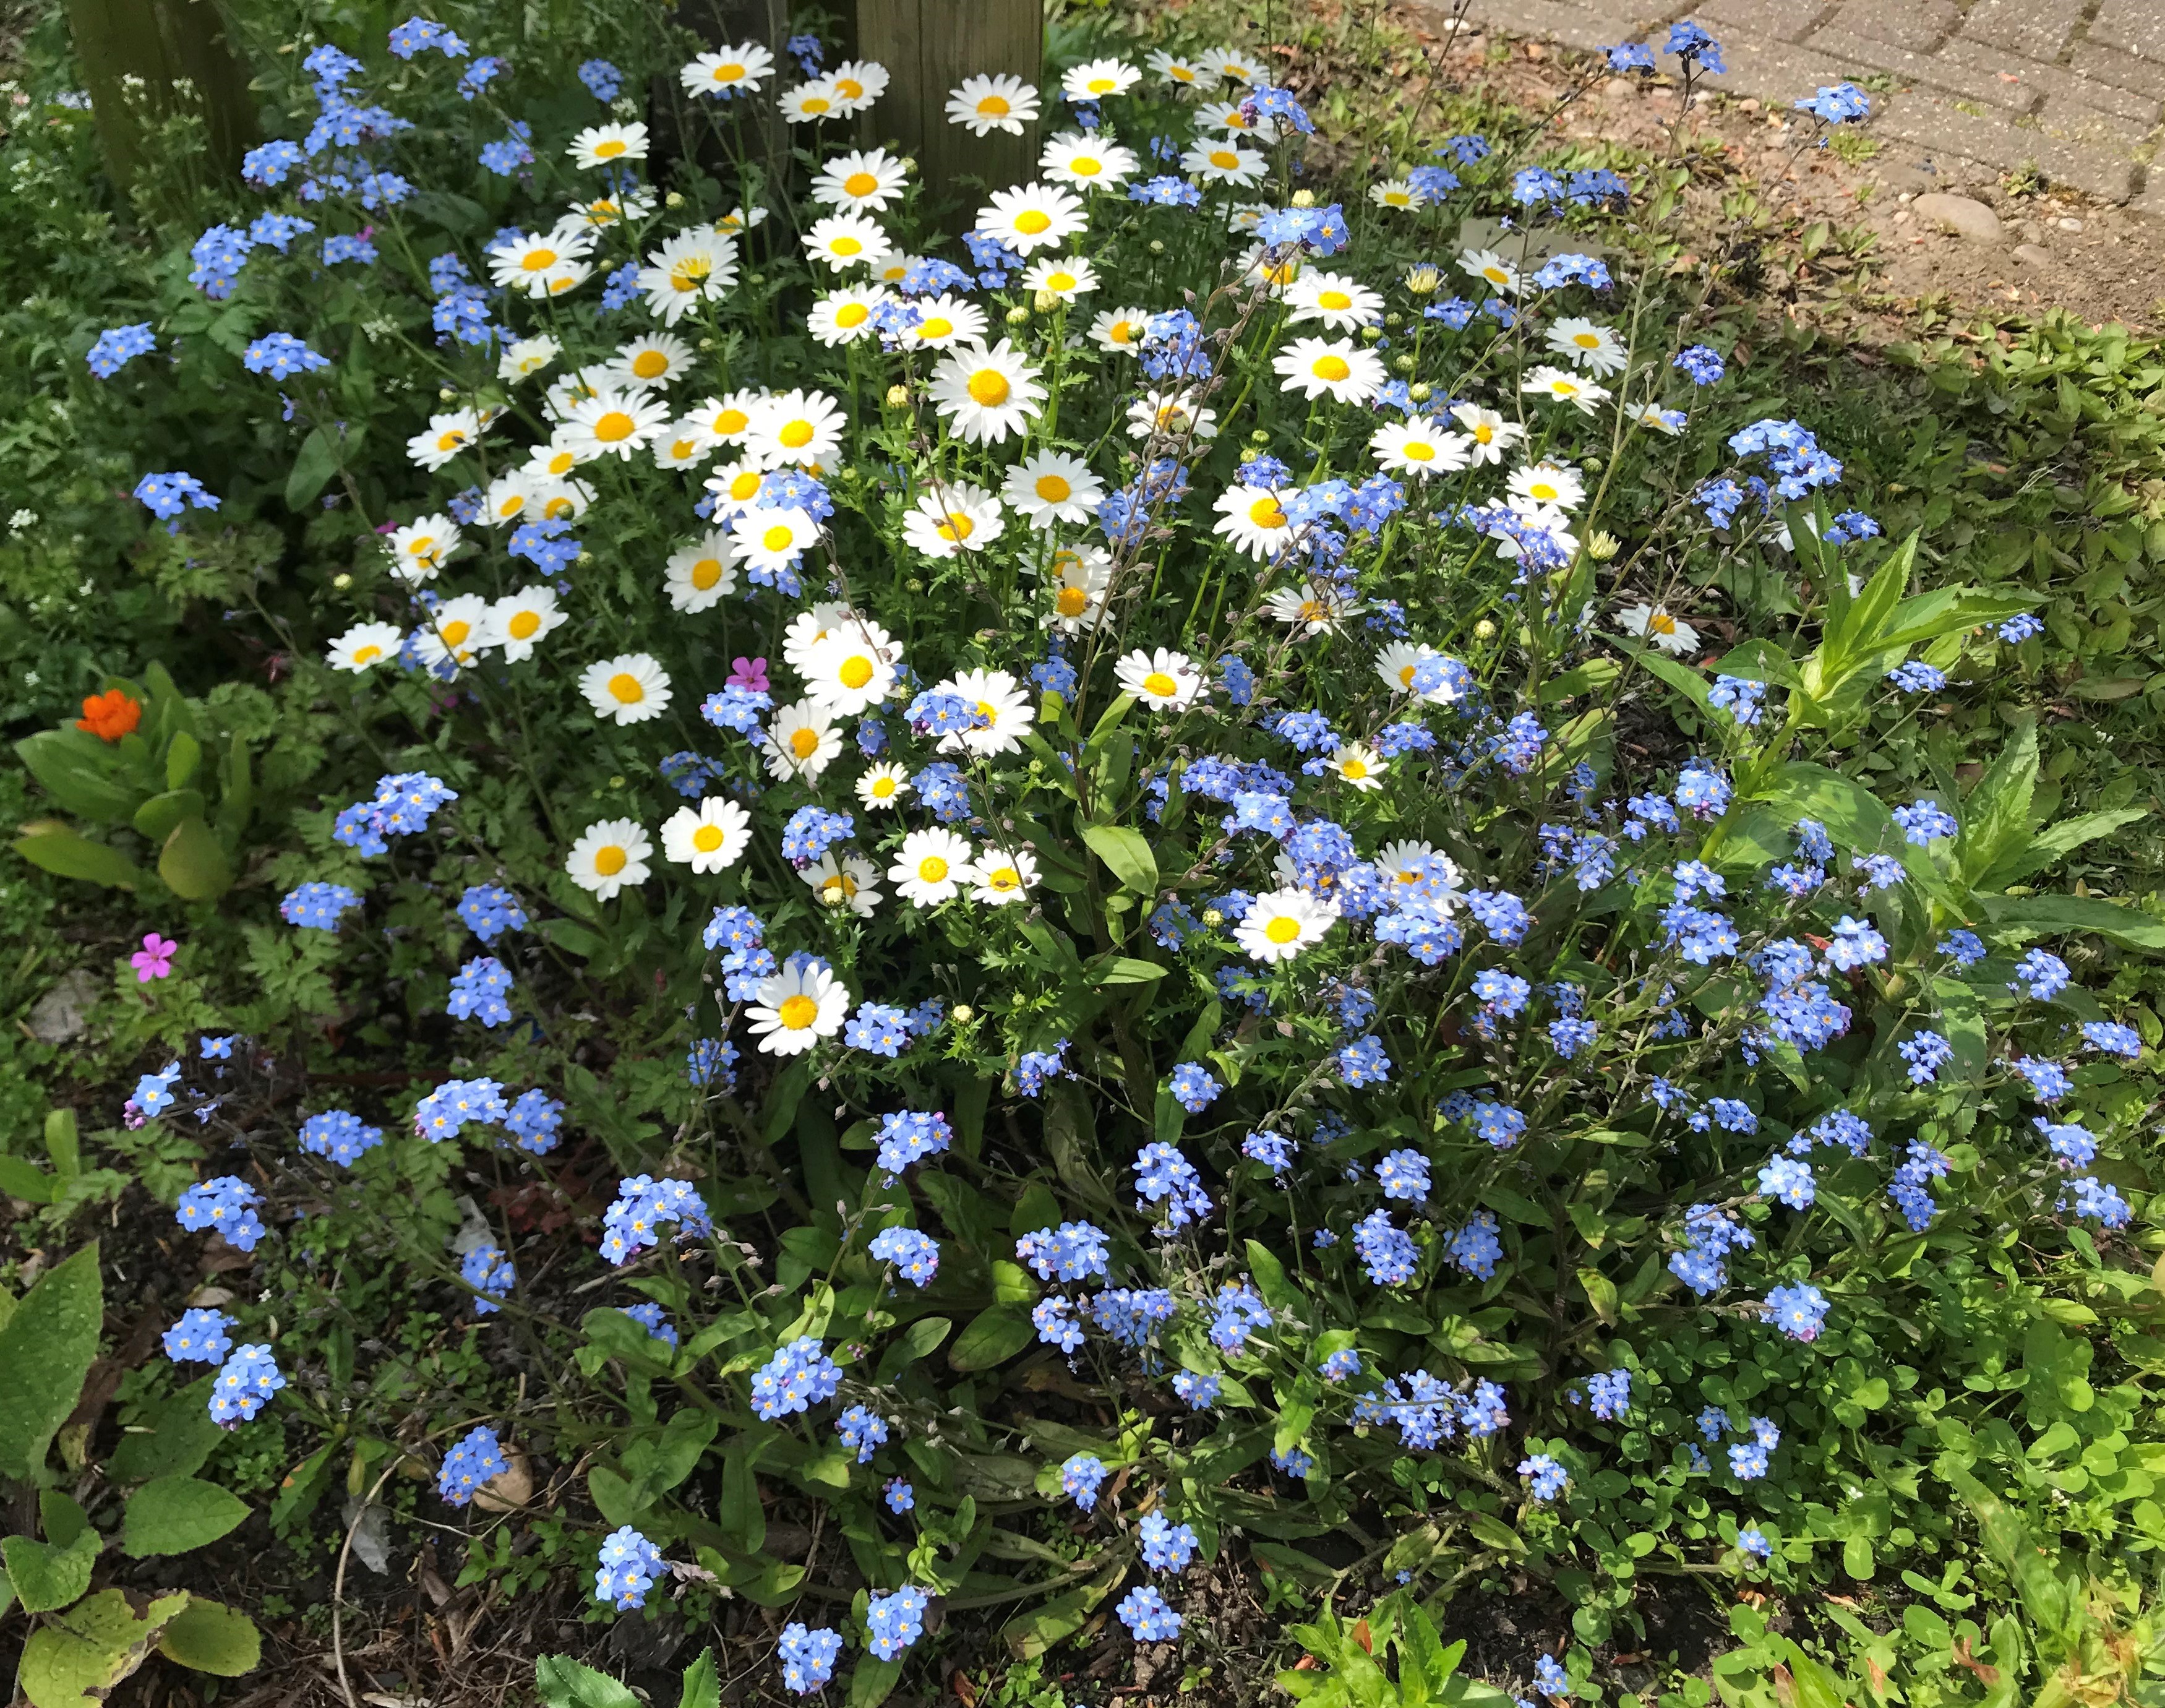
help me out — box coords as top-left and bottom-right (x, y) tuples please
(1423, 0), (2165, 216)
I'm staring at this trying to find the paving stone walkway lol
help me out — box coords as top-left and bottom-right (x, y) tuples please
(1426, 0), (2165, 215)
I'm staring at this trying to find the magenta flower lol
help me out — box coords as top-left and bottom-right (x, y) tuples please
(727, 655), (770, 693)
(130, 932), (179, 982)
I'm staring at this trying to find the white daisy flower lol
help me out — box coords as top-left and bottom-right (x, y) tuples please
(1274, 335), (1387, 405)
(714, 204), (770, 237)
(934, 667), (1031, 756)
(1329, 744), (1387, 791)
(1089, 305), (1153, 354)
(406, 409), (485, 471)
(779, 79), (844, 124)
(1374, 641), (1462, 703)
(730, 506), (821, 577)
(1522, 364), (1611, 414)
(1265, 579), (1362, 637)
(1375, 840), (1462, 903)
(856, 763), (912, 811)
(1632, 403), (1688, 437)
(1617, 603), (1700, 656)
(385, 514), (461, 583)
(681, 44), (774, 98)
(1371, 418), (1472, 476)
(927, 339), (1045, 445)
(946, 73), (1040, 135)
(1146, 49), (1207, 89)
(901, 481), (1005, 558)
(1459, 247), (1522, 296)
(1125, 388), (1219, 442)
(636, 228), (741, 324)
(662, 797), (751, 873)
(1197, 98), (1276, 140)
(490, 586), (565, 662)
(746, 388), (847, 468)
(559, 388), (673, 462)
(965, 846), (1039, 906)
(414, 593), (494, 671)
(704, 459), (769, 516)
(562, 187), (656, 231)
(1238, 240), (1306, 292)
(527, 476), (592, 523)
(803, 213), (894, 272)
(802, 618), (902, 717)
(1286, 272), (1385, 331)
(1452, 402), (1528, 465)
(566, 818), (651, 901)
(653, 424), (715, 472)
(807, 285), (892, 346)
(1019, 254), (1098, 301)
(666, 533), (739, 612)
(974, 183), (1086, 255)
(804, 852), (881, 916)
(497, 335), (559, 382)
(890, 828), (972, 906)
(487, 231), (596, 298)
(1037, 544), (1113, 634)
(1060, 57), (1141, 100)
(1116, 647), (1204, 711)
(761, 700), (843, 781)
(811, 148), (909, 212)
(1003, 452), (1102, 529)
(1181, 139), (1267, 184)
(782, 604), (854, 674)
(1211, 483), (1294, 559)
(604, 332), (694, 390)
(693, 389), (766, 447)
(1201, 48), (1263, 84)
(1039, 132), (1139, 188)
(899, 293), (987, 351)
(1547, 317), (1627, 375)
(568, 123), (647, 168)
(581, 653), (672, 724)
(826, 60), (889, 112)
(747, 961), (851, 1056)
(1507, 462), (1587, 512)
(327, 621), (403, 672)
(1368, 178), (1425, 210)
(481, 471), (534, 526)
(1235, 886), (1340, 963)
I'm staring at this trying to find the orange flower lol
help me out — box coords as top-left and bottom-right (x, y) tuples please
(76, 689), (142, 743)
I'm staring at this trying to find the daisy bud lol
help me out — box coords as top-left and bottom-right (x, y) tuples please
(885, 385), (909, 407)
(1588, 531), (1621, 562)
(951, 1004), (974, 1023)
(1032, 289), (1057, 312)
(1148, 239), (1165, 254)
(698, 338), (714, 351)
(1474, 619), (1498, 640)
(899, 157), (916, 174)
(1392, 353), (1417, 374)
(1202, 908), (1225, 927)
(1005, 305), (1032, 326)
(1291, 188), (1316, 207)
(1360, 325), (1383, 343)
(332, 572), (351, 588)
(1408, 382), (1433, 401)
(904, 577), (925, 593)
(438, 387), (456, 401)
(1249, 428), (1271, 444)
(1405, 265), (1440, 294)
(665, 191), (684, 207)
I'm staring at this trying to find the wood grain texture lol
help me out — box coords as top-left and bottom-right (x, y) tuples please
(855, 0), (1044, 220)
(66, 0), (255, 189)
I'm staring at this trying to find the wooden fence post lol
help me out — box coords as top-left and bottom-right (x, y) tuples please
(66, 0), (257, 191)
(852, 0), (1044, 217)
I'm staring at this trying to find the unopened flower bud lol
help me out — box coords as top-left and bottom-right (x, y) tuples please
(1032, 288), (1058, 313)
(1474, 619), (1498, 641)
(665, 191), (684, 207)
(1392, 353), (1417, 374)
(1201, 908), (1225, 927)
(951, 1003), (974, 1023)
(885, 385), (909, 408)
(1006, 305), (1033, 327)
(1408, 381), (1433, 402)
(1405, 265), (1440, 295)
(1291, 188), (1316, 208)
(1588, 530), (1621, 562)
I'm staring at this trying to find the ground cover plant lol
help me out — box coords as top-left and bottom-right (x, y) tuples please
(5, 3), (2165, 1706)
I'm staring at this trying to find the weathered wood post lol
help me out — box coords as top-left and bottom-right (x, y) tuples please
(66, 0), (257, 191)
(853, 0), (1044, 210)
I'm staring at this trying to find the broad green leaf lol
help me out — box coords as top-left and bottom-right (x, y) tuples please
(846, 1656), (902, 1708)
(719, 1443), (766, 1553)
(156, 1598), (260, 1676)
(1974, 893), (2165, 953)
(677, 1649), (720, 1708)
(158, 815), (234, 901)
(19, 1587), (189, 1708)
(1081, 823), (1158, 896)
(45, 1109), (80, 1178)
(163, 729), (202, 792)
(108, 1377), (220, 1483)
(14, 731), (140, 823)
(0, 1242), (102, 1482)
(285, 426), (343, 510)
(1245, 1238), (1305, 1317)
(1089, 955), (1167, 986)
(1876, 585), (2038, 657)
(0, 1156), (59, 1202)
(1613, 642), (1709, 711)
(131, 789), (206, 843)
(2, 1530), (99, 1612)
(948, 1304), (1034, 1371)
(535, 1654), (641, 1708)
(1706, 638), (1801, 689)
(12, 822), (145, 891)
(1955, 720), (2038, 888)
(1983, 807), (2148, 890)
(122, 1475), (249, 1557)
(1462, 1511), (1526, 1555)
(872, 1315), (951, 1383)
(1821, 533), (1914, 676)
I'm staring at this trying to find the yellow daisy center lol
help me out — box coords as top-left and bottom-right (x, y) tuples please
(508, 611), (541, 640)
(778, 994), (818, 1028)
(779, 419), (815, 448)
(693, 824), (725, 852)
(979, 95), (1011, 116)
(763, 524), (795, 552)
(1313, 354), (1352, 382)
(968, 370), (1011, 407)
(729, 472), (761, 500)
(1035, 473), (1071, 502)
(353, 644), (382, 664)
(717, 407), (749, 434)
(712, 62), (745, 83)
(985, 866), (1020, 893)
(1319, 290), (1352, 310)
(1143, 671), (1178, 698)
(1209, 148), (1240, 169)
(802, 97), (831, 114)
(1250, 497), (1287, 529)
(1073, 157), (1102, 176)
(521, 249), (558, 272)
(838, 655), (875, 689)
(1342, 758), (1368, 778)
(835, 77), (864, 99)
(594, 845), (627, 876)
(836, 302), (869, 328)
(593, 411), (636, 442)
(830, 234), (862, 256)
(789, 727), (821, 758)
(440, 619), (470, 646)
(632, 350), (669, 378)
(938, 512), (975, 543)
(607, 672), (645, 703)
(917, 855), (950, 882)
(1573, 331), (1601, 348)
(919, 316), (954, 340)
(1013, 209), (1051, 234)
(1087, 75), (1116, 93)
(844, 171), (878, 197)
(1047, 270), (1076, 291)
(596, 139), (626, 158)
(1266, 916), (1301, 943)
(1649, 613), (1677, 635)
(1405, 442), (1435, 462)
(1056, 586), (1089, 617)
(691, 557), (724, 589)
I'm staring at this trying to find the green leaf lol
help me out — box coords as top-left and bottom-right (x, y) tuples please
(285, 426), (343, 510)
(1615, 643), (1710, 711)
(156, 1597), (260, 1676)
(158, 814), (234, 901)
(12, 822), (145, 890)
(1843, 1534), (1876, 1580)
(1089, 955), (1167, 987)
(949, 1304), (1035, 1371)
(1, 1530), (100, 1613)
(131, 789), (206, 844)
(1956, 720), (2038, 888)
(1821, 534), (1914, 675)
(1974, 893), (2165, 952)
(1081, 822), (1158, 895)
(45, 1109), (80, 1178)
(535, 1654), (642, 1708)
(1984, 807), (2148, 890)
(846, 1657), (903, 1708)
(108, 1378), (220, 1483)
(163, 730), (202, 792)
(40, 1491), (89, 1547)
(19, 1587), (190, 1708)
(15, 731), (140, 823)
(0, 1155), (59, 1202)
(1245, 1238), (1305, 1318)
(0, 1242), (102, 1482)
(677, 1649), (720, 1708)
(1462, 1511), (1526, 1555)
(122, 1475), (249, 1558)
(719, 1442), (766, 1553)
(1706, 638), (1801, 690)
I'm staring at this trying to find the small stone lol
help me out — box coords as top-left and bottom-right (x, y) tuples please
(2058, 216), (2085, 232)
(2011, 243), (2054, 267)
(1913, 192), (2005, 243)
(26, 969), (100, 1044)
